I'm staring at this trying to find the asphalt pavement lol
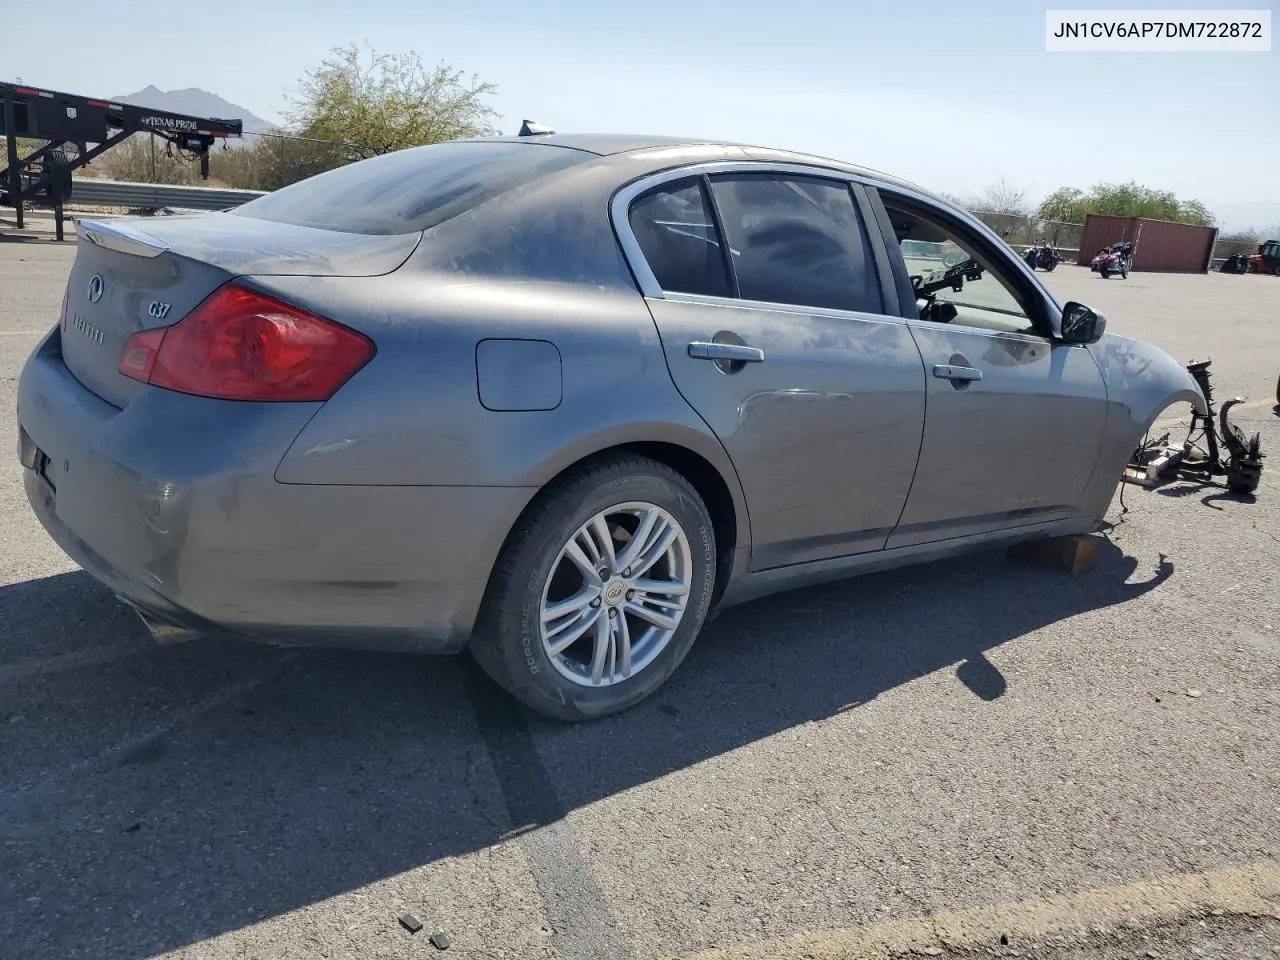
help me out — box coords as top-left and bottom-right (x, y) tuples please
(0, 237), (1276, 960)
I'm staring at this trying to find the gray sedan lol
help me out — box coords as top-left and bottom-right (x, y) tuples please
(16, 132), (1206, 720)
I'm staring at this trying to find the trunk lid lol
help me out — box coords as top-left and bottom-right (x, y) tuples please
(61, 215), (420, 408)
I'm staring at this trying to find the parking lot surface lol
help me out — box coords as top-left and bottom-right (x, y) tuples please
(1, 239), (1277, 959)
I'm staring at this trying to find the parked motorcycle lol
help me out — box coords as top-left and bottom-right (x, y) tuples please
(1090, 241), (1134, 279)
(1023, 241), (1063, 272)
(1218, 253), (1254, 274)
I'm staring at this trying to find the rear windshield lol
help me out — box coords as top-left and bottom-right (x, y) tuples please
(229, 140), (592, 236)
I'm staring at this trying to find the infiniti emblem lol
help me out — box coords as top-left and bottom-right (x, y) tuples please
(87, 274), (104, 303)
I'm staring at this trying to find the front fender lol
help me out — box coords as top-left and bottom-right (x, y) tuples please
(1076, 333), (1208, 519)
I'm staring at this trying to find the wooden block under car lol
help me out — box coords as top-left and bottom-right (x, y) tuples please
(1009, 533), (1100, 574)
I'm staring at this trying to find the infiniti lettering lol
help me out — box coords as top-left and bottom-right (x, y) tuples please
(71, 314), (105, 345)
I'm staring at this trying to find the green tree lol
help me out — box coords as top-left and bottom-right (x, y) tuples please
(209, 135), (346, 191)
(288, 42), (499, 161)
(1036, 181), (1215, 227)
(1036, 187), (1088, 224)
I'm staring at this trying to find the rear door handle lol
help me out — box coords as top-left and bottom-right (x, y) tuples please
(932, 364), (983, 382)
(688, 342), (765, 363)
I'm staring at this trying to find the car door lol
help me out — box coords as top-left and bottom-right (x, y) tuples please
(865, 187), (1110, 549)
(616, 168), (926, 570)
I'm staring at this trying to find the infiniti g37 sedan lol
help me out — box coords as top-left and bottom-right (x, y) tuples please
(17, 132), (1207, 720)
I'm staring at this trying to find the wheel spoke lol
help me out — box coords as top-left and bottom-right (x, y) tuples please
(589, 612), (611, 685)
(625, 599), (681, 631)
(542, 585), (600, 624)
(576, 529), (602, 567)
(632, 522), (679, 577)
(606, 619), (617, 681)
(615, 507), (659, 572)
(636, 593), (683, 613)
(564, 540), (603, 585)
(589, 515), (618, 573)
(632, 577), (688, 597)
(616, 610), (632, 678)
(546, 606), (601, 656)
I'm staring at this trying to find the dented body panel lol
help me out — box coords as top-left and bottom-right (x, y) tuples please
(1077, 334), (1208, 519)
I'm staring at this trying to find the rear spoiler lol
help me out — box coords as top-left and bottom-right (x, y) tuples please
(75, 218), (170, 259)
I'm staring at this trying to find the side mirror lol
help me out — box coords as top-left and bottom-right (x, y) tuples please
(1060, 301), (1106, 344)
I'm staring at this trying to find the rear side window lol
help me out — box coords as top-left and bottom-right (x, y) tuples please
(709, 174), (882, 314)
(230, 140), (591, 236)
(628, 178), (733, 298)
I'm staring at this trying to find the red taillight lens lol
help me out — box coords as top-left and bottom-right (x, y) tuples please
(118, 283), (375, 402)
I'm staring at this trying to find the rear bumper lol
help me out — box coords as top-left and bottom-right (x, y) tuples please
(17, 332), (535, 653)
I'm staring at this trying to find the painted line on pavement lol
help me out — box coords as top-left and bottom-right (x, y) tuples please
(676, 860), (1280, 960)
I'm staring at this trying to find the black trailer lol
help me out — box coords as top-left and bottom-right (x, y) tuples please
(1, 81), (243, 238)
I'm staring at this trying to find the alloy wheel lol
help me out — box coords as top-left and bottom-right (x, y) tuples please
(538, 501), (693, 687)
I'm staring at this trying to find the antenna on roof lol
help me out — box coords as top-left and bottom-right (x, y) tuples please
(518, 119), (555, 137)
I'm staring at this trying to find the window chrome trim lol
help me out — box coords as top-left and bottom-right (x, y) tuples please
(652, 289), (913, 327)
(902, 315), (1051, 343)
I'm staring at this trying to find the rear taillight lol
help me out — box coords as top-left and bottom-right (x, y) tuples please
(118, 283), (375, 402)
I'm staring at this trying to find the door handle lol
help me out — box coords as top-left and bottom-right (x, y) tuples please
(688, 341), (765, 363)
(932, 364), (983, 382)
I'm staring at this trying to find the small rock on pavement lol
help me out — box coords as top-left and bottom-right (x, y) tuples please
(1186, 689), (1203, 698)
(398, 914), (423, 934)
(430, 929), (451, 950)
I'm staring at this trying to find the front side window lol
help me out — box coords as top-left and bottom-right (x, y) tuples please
(628, 178), (733, 298)
(882, 198), (1041, 335)
(708, 174), (882, 314)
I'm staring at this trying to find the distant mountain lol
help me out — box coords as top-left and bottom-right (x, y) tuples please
(110, 85), (275, 137)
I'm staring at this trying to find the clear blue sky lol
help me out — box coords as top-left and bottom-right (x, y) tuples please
(4, 0), (1276, 229)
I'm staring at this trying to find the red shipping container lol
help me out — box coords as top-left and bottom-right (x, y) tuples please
(1076, 214), (1218, 273)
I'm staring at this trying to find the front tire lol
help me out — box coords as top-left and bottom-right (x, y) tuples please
(470, 454), (716, 721)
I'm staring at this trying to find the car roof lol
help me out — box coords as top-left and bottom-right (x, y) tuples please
(483, 132), (933, 198)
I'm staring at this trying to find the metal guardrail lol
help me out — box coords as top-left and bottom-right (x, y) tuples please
(67, 179), (266, 211)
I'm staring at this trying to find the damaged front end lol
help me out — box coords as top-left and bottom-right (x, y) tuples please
(1127, 359), (1264, 494)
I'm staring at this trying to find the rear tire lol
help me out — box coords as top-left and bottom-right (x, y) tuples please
(1100, 268), (1110, 279)
(470, 454), (716, 721)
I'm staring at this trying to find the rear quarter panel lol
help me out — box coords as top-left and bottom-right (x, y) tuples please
(265, 274), (737, 490)
(257, 150), (752, 555)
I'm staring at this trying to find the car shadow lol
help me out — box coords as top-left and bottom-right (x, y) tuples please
(1149, 474), (1258, 510)
(0, 538), (1170, 958)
